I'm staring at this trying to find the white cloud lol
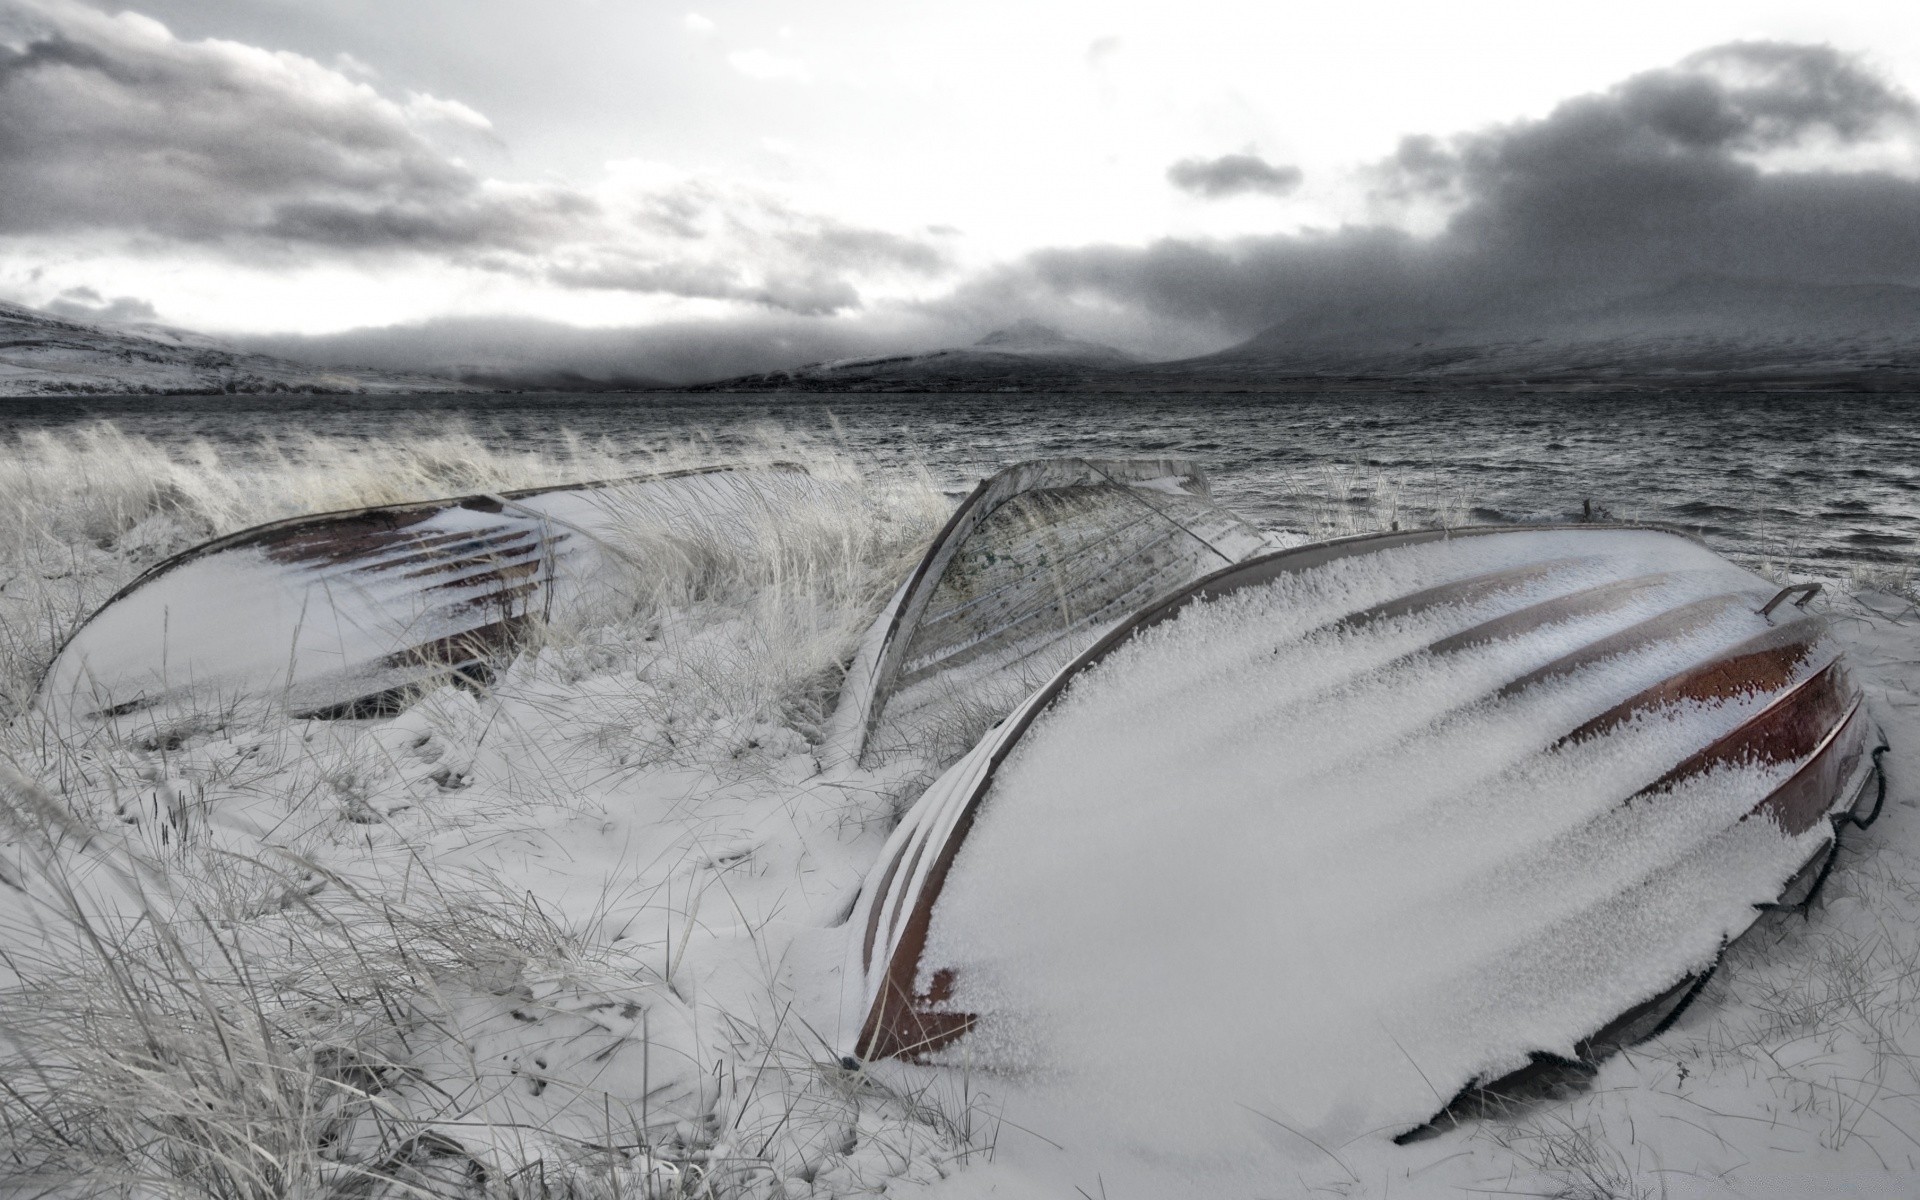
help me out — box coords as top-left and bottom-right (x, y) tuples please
(331, 50), (376, 79)
(403, 91), (493, 132)
(727, 48), (811, 84)
(683, 13), (715, 35)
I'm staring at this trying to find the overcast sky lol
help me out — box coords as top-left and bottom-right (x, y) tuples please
(4, 0), (1919, 379)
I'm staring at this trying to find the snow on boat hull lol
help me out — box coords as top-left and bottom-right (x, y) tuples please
(838, 525), (1885, 1134)
(36, 465), (822, 730)
(825, 457), (1266, 766)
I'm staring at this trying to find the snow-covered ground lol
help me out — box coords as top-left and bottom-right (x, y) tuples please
(0, 425), (1914, 1198)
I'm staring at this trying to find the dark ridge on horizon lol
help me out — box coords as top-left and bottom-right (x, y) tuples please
(689, 278), (1920, 394)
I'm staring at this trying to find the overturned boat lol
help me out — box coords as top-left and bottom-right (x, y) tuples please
(825, 457), (1267, 767)
(839, 524), (1887, 1136)
(36, 465), (827, 730)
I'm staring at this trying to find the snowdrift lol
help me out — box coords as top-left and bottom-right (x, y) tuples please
(841, 525), (1887, 1141)
(35, 464), (829, 729)
(826, 457), (1267, 767)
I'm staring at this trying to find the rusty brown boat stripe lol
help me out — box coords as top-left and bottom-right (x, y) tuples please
(1270, 573), (1685, 725)
(881, 833), (937, 971)
(1558, 619), (1827, 748)
(1107, 576), (1694, 783)
(443, 581), (543, 614)
(865, 976), (976, 1062)
(862, 837), (916, 971)
(362, 531), (544, 577)
(395, 540), (547, 581)
(1323, 593), (1762, 795)
(373, 618), (528, 670)
(419, 558), (548, 594)
(1329, 558), (1591, 634)
(1746, 700), (1868, 835)
(351, 523), (529, 560)
(1425, 572), (1677, 657)
(1494, 593), (1754, 700)
(401, 555), (546, 589)
(263, 513), (441, 566)
(858, 792), (992, 1060)
(1635, 659), (1855, 799)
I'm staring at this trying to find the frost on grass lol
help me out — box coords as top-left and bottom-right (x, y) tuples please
(0, 423), (980, 1197)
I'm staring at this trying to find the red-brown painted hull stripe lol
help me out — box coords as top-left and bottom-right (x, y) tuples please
(1636, 659), (1856, 798)
(1747, 701), (1868, 836)
(1557, 618), (1827, 749)
(333, 524), (532, 570)
(263, 512), (442, 566)
(1426, 573), (1675, 657)
(856, 794), (988, 1060)
(1494, 593), (1752, 700)
(422, 559), (546, 595)
(1325, 558), (1587, 636)
(374, 618), (529, 670)
(386, 532), (545, 578)
(862, 839), (915, 972)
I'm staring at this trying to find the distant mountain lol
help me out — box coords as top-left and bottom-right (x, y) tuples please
(694, 319), (1137, 391)
(0, 301), (477, 397)
(690, 279), (1920, 394)
(1139, 278), (1920, 392)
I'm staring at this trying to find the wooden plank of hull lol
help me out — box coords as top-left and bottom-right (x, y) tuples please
(1424, 572), (1676, 655)
(1495, 593), (1754, 700)
(1560, 617), (1830, 747)
(1333, 558), (1590, 632)
(36, 464), (814, 728)
(841, 524), (1878, 1080)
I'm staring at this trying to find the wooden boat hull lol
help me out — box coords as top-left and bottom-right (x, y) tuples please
(37, 465), (823, 730)
(824, 457), (1266, 766)
(838, 525), (1885, 1134)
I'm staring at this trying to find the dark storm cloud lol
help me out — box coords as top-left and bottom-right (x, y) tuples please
(969, 41), (1920, 344)
(0, 8), (505, 246)
(0, 1), (945, 314)
(1394, 42), (1920, 284)
(1166, 153), (1304, 198)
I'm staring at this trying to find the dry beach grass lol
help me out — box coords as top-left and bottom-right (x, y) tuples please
(0, 424), (973, 1197)
(0, 423), (1913, 1198)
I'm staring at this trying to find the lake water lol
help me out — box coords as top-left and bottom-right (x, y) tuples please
(5, 390), (1917, 582)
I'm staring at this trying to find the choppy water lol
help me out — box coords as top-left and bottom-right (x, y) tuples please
(5, 390), (1917, 581)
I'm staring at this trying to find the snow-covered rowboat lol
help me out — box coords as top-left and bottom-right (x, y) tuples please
(826, 457), (1267, 766)
(36, 465), (824, 730)
(839, 525), (1888, 1134)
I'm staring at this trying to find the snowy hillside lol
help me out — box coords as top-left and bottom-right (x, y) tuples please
(698, 320), (1138, 391)
(1161, 278), (1920, 391)
(0, 300), (478, 396)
